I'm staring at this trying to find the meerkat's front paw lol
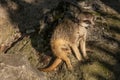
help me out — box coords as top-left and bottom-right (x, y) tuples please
(84, 55), (89, 60)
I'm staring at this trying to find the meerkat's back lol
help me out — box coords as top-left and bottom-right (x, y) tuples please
(51, 19), (86, 44)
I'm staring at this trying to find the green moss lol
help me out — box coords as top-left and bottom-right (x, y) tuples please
(107, 18), (120, 27)
(80, 61), (114, 80)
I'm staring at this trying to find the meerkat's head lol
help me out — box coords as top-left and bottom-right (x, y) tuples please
(78, 12), (96, 28)
(80, 20), (92, 28)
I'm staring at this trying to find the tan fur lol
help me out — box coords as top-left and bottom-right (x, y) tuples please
(39, 58), (62, 72)
(39, 13), (95, 72)
(78, 12), (96, 26)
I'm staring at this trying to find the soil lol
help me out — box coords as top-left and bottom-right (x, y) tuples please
(0, 0), (120, 80)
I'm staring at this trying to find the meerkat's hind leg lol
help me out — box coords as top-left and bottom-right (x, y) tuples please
(59, 52), (73, 70)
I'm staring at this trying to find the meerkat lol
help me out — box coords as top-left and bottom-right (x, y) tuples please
(39, 12), (95, 72)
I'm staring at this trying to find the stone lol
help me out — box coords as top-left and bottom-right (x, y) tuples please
(0, 54), (47, 80)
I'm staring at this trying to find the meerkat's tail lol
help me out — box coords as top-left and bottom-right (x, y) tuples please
(38, 58), (62, 72)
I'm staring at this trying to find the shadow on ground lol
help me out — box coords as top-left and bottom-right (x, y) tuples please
(0, 0), (120, 80)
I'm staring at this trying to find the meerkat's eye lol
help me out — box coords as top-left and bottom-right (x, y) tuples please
(83, 20), (91, 24)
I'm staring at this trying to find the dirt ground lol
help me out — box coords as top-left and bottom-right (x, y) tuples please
(0, 0), (120, 80)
